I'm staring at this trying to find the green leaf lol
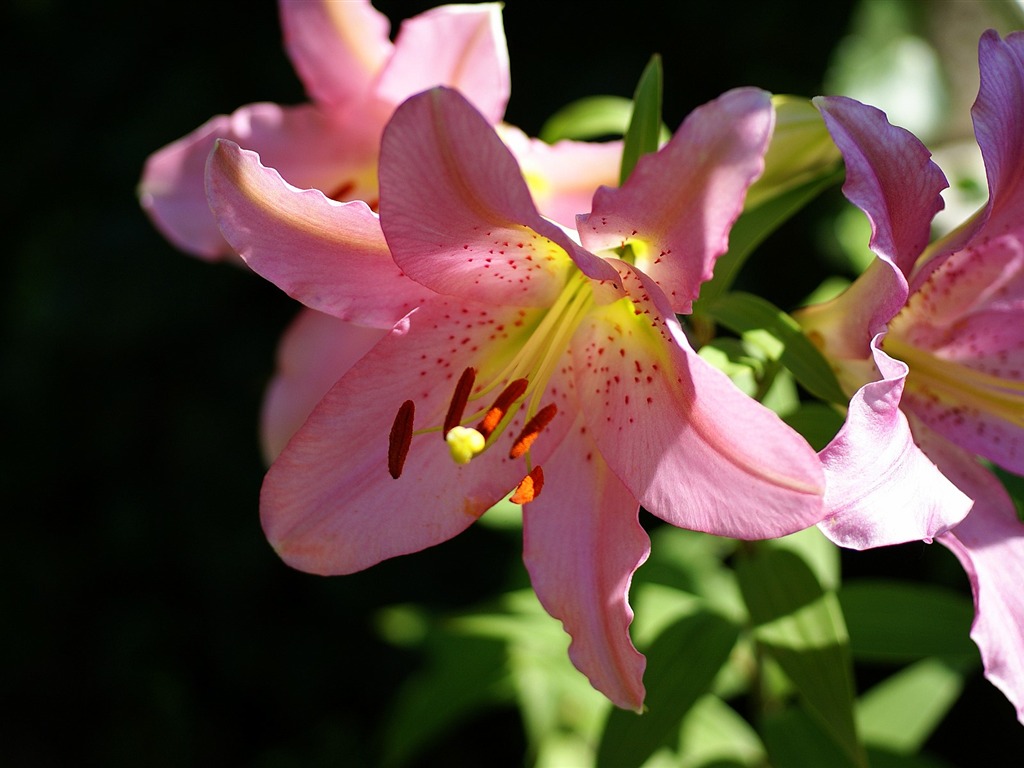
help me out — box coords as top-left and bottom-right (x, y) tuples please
(620, 55), (663, 185)
(838, 580), (978, 665)
(736, 547), (866, 768)
(539, 95), (635, 143)
(782, 401), (845, 451)
(701, 291), (847, 404)
(857, 658), (965, 754)
(596, 610), (739, 768)
(678, 695), (766, 768)
(762, 706), (861, 768)
(767, 526), (841, 593)
(380, 629), (513, 766)
(694, 168), (843, 309)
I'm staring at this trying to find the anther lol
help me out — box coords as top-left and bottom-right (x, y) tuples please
(443, 367), (476, 437)
(477, 378), (529, 440)
(388, 400), (415, 479)
(510, 466), (544, 504)
(509, 404), (558, 459)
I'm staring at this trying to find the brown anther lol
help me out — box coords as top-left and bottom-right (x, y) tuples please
(443, 367), (476, 438)
(510, 466), (544, 504)
(388, 400), (415, 479)
(477, 378), (529, 440)
(509, 404), (558, 459)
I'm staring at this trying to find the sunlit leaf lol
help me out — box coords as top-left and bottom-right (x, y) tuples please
(596, 610), (739, 768)
(701, 291), (847, 404)
(620, 55), (663, 185)
(677, 694), (766, 768)
(857, 658), (965, 754)
(783, 401), (846, 451)
(736, 547), (866, 768)
(539, 95), (635, 143)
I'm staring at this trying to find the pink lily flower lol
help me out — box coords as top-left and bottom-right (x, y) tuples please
(797, 31), (1024, 722)
(140, 1), (618, 259)
(206, 86), (826, 710)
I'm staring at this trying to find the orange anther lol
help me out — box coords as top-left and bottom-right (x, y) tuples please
(510, 466), (544, 504)
(509, 404), (558, 459)
(443, 367), (476, 437)
(477, 378), (529, 440)
(388, 400), (415, 479)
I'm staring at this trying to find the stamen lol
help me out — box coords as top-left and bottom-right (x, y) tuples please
(388, 400), (415, 479)
(443, 367), (476, 437)
(509, 404), (558, 459)
(477, 378), (529, 440)
(510, 466), (545, 504)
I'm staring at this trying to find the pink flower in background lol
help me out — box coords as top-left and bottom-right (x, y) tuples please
(207, 86), (825, 709)
(797, 31), (1024, 722)
(140, 0), (618, 259)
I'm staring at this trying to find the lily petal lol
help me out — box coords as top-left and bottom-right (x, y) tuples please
(816, 343), (973, 549)
(140, 103), (381, 260)
(814, 95), (947, 283)
(261, 297), (569, 575)
(378, 87), (621, 306)
(279, 0), (392, 109)
(892, 234), (1024, 474)
(374, 3), (509, 124)
(261, 309), (387, 462)
(523, 415), (649, 712)
(495, 124), (622, 227)
(926, 429), (1024, 724)
(969, 30), (1024, 244)
(206, 139), (435, 327)
(576, 262), (825, 538)
(579, 88), (774, 314)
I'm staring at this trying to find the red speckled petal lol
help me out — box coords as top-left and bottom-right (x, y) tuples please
(260, 296), (573, 575)
(579, 88), (773, 314)
(523, 415), (648, 712)
(379, 88), (620, 307)
(574, 262), (825, 538)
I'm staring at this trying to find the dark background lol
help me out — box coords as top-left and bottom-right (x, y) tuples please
(5, 0), (1023, 765)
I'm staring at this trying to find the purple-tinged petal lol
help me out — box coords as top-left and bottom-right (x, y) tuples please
(279, 0), (392, 109)
(261, 296), (571, 575)
(574, 262), (825, 538)
(814, 95), (948, 280)
(373, 3), (509, 124)
(579, 88), (774, 314)
(816, 343), (973, 549)
(496, 124), (622, 227)
(140, 103), (382, 260)
(890, 234), (1024, 474)
(968, 30), (1024, 244)
(206, 139), (435, 326)
(261, 309), (387, 462)
(523, 415), (648, 712)
(378, 88), (621, 304)
(925, 429), (1024, 724)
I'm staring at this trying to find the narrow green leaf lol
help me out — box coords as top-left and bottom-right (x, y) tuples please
(539, 95), (635, 143)
(596, 610), (739, 768)
(857, 658), (965, 754)
(838, 580), (978, 664)
(737, 548), (866, 768)
(702, 291), (847, 404)
(620, 55), (663, 185)
(678, 695), (767, 767)
(694, 167), (844, 309)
